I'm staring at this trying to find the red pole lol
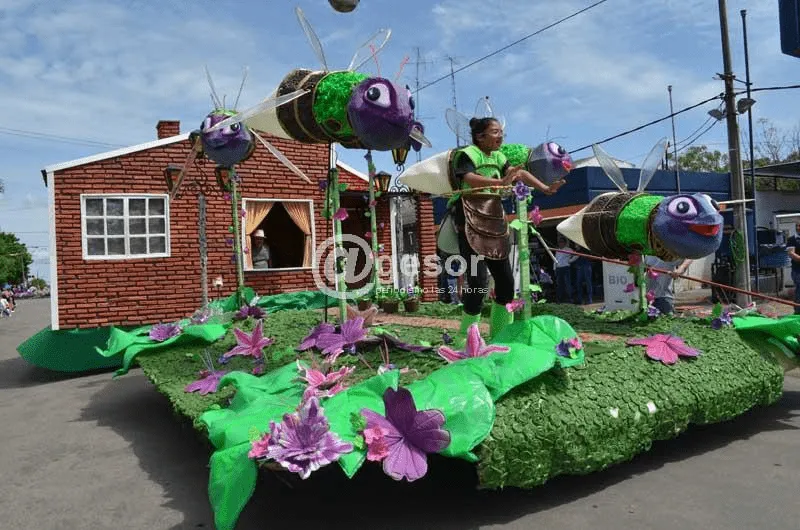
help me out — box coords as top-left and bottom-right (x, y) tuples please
(553, 248), (800, 308)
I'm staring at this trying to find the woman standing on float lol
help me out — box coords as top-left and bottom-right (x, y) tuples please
(449, 117), (565, 345)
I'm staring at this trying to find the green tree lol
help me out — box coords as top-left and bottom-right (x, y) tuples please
(666, 145), (729, 172)
(0, 233), (32, 286)
(30, 277), (47, 290)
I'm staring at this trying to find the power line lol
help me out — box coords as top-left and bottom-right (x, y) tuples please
(569, 93), (724, 154)
(0, 126), (125, 148)
(417, 0), (611, 92)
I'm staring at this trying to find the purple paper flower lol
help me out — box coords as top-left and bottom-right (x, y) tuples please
(556, 337), (583, 359)
(298, 322), (336, 351)
(223, 192), (232, 201)
(149, 322), (182, 342)
(437, 323), (509, 363)
(627, 334), (701, 365)
(240, 208), (247, 218)
(223, 320), (274, 360)
(234, 304), (266, 321)
(378, 243), (385, 253)
(364, 231), (373, 239)
(369, 199), (377, 208)
(360, 387), (451, 482)
(513, 181), (530, 201)
(263, 397), (353, 479)
(314, 317), (368, 363)
(333, 208), (349, 222)
(318, 180), (328, 191)
(379, 222), (385, 229)
(623, 283), (636, 293)
(190, 308), (213, 325)
(711, 310), (733, 330)
(297, 361), (355, 400)
(647, 305), (661, 318)
(184, 370), (227, 395)
(442, 332), (453, 345)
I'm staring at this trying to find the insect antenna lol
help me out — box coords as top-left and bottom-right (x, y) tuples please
(369, 43), (381, 77)
(394, 55), (409, 83)
(233, 66), (249, 111)
(205, 65), (223, 109)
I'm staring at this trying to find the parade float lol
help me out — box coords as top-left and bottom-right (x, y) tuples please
(16, 5), (800, 530)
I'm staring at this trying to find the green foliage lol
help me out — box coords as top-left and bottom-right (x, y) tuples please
(29, 277), (47, 290)
(666, 145), (729, 173)
(0, 232), (32, 286)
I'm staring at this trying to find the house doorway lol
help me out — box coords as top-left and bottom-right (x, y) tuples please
(339, 194), (371, 290)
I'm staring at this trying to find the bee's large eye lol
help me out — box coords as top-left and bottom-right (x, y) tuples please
(365, 83), (391, 108)
(201, 117), (212, 130)
(667, 197), (698, 218)
(548, 142), (566, 156)
(701, 193), (720, 211)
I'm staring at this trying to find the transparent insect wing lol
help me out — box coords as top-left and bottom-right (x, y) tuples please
(348, 28), (392, 72)
(295, 7), (329, 71)
(445, 108), (473, 145)
(169, 138), (204, 201)
(251, 129), (312, 184)
(591, 143), (627, 192)
(637, 137), (669, 192)
(206, 89), (310, 133)
(474, 96), (494, 118)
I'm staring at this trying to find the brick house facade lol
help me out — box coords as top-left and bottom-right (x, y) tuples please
(42, 120), (437, 330)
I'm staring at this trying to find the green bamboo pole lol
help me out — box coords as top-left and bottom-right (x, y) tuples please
(330, 168), (349, 322)
(637, 260), (648, 314)
(365, 152), (379, 298)
(229, 170), (245, 307)
(517, 196), (531, 320)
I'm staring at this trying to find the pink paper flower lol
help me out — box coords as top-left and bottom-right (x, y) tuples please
(646, 290), (655, 303)
(363, 426), (390, 461)
(505, 299), (525, 312)
(529, 205), (543, 226)
(297, 361), (355, 400)
(626, 334), (701, 365)
(223, 320), (274, 360)
(647, 268), (659, 279)
(333, 208), (349, 221)
(369, 200), (377, 208)
(248, 433), (271, 459)
(623, 283), (636, 293)
(627, 253), (642, 266)
(184, 369), (226, 395)
(437, 323), (509, 363)
(364, 231), (373, 239)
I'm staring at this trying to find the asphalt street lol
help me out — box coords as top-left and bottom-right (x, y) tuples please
(0, 298), (798, 530)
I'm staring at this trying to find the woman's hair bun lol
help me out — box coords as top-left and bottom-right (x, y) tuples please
(469, 117), (479, 128)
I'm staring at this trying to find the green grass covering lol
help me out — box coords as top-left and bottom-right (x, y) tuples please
(616, 194), (663, 252)
(136, 305), (785, 491)
(312, 71), (368, 139)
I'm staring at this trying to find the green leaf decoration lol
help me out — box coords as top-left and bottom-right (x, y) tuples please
(530, 284), (543, 293)
(712, 303), (723, 319)
(339, 183), (348, 192)
(509, 219), (525, 231)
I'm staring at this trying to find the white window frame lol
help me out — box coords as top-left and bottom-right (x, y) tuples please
(241, 198), (316, 272)
(80, 193), (171, 260)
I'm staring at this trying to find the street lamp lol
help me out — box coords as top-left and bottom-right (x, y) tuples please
(391, 145), (410, 172)
(374, 171), (392, 194)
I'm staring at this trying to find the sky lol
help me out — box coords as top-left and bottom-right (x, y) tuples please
(0, 0), (797, 284)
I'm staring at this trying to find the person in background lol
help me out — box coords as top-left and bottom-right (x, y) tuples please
(554, 236), (576, 303)
(572, 244), (594, 305)
(787, 222), (800, 315)
(251, 229), (272, 269)
(644, 255), (692, 315)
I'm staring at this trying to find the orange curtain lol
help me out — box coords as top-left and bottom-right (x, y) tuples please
(244, 201), (274, 269)
(283, 202), (313, 268)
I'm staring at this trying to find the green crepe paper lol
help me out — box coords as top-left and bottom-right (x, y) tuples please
(313, 71), (368, 139)
(96, 323), (229, 377)
(254, 290), (339, 313)
(733, 314), (800, 371)
(17, 325), (127, 372)
(493, 315), (584, 372)
(616, 194), (662, 251)
(199, 363), (307, 530)
(499, 143), (531, 167)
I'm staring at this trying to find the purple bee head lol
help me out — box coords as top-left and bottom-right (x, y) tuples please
(527, 142), (574, 185)
(199, 110), (254, 168)
(652, 193), (723, 258)
(347, 79), (419, 151)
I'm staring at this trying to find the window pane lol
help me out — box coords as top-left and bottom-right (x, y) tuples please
(107, 218), (125, 235)
(149, 236), (166, 254)
(130, 237), (147, 254)
(129, 199), (146, 216)
(129, 218), (146, 234)
(107, 238), (125, 255)
(149, 198), (165, 215)
(106, 199), (124, 216)
(86, 219), (104, 235)
(85, 198), (103, 216)
(149, 217), (165, 234)
(87, 238), (105, 255)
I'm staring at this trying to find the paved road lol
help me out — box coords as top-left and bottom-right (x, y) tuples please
(0, 298), (798, 530)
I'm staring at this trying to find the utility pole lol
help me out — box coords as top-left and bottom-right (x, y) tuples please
(410, 47), (435, 163)
(446, 56), (462, 146)
(667, 85), (681, 192)
(741, 8), (759, 293)
(718, 0), (751, 306)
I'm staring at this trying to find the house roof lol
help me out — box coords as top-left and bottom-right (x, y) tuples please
(750, 161), (800, 179)
(40, 132), (369, 184)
